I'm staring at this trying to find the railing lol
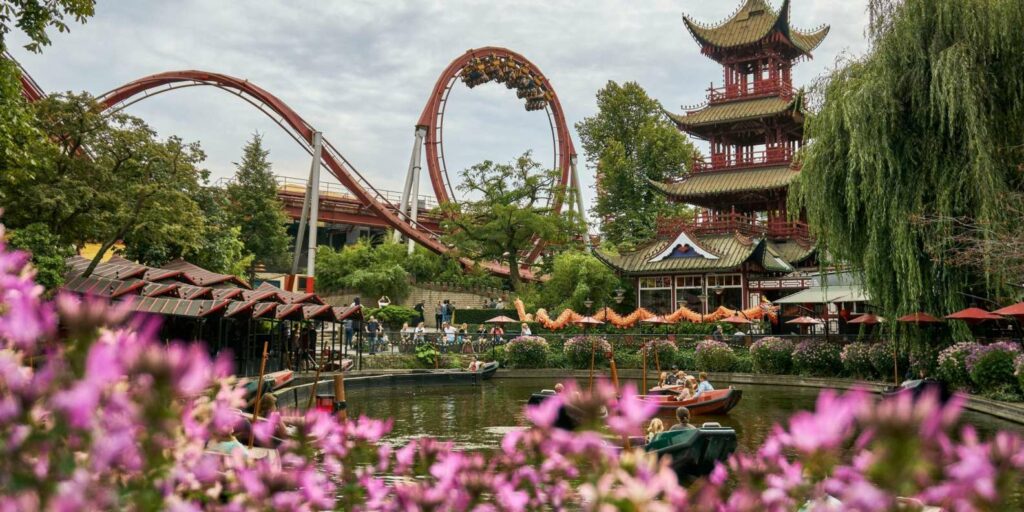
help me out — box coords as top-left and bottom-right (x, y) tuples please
(706, 79), (795, 104)
(657, 212), (811, 241)
(691, 147), (794, 173)
(274, 175), (440, 210)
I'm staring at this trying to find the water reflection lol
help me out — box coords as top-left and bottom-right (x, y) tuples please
(342, 378), (1024, 452)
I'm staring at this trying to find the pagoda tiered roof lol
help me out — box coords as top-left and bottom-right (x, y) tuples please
(649, 166), (798, 207)
(682, 0), (829, 62)
(667, 94), (804, 141)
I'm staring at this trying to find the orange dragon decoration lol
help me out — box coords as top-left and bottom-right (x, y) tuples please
(514, 298), (778, 331)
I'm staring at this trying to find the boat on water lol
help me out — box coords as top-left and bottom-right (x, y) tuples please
(642, 424), (738, 480)
(881, 378), (953, 403)
(639, 388), (743, 416)
(243, 369), (296, 404)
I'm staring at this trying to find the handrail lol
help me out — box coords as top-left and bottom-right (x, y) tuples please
(657, 213), (811, 240)
(706, 79), (795, 104)
(691, 147), (794, 173)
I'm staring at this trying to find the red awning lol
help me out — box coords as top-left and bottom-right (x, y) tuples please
(994, 302), (1024, 320)
(785, 316), (823, 325)
(944, 307), (1003, 323)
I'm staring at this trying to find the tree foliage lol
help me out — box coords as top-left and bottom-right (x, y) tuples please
(575, 81), (699, 247)
(0, 0), (94, 53)
(226, 133), (291, 272)
(440, 151), (581, 290)
(0, 59), (42, 193)
(538, 251), (623, 313)
(793, 0), (1024, 322)
(0, 93), (207, 277)
(5, 222), (72, 289)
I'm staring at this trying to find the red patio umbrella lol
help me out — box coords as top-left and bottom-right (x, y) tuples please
(720, 314), (752, 325)
(484, 315), (518, 324)
(994, 302), (1024, 321)
(896, 312), (943, 324)
(785, 316), (824, 325)
(573, 316), (605, 326)
(944, 307), (1003, 324)
(848, 313), (883, 325)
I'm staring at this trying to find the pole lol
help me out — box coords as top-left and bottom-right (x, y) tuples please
(589, 337), (596, 392)
(654, 346), (661, 375)
(407, 127), (426, 255)
(394, 129), (419, 243)
(290, 173), (313, 278)
(642, 347), (647, 393)
(248, 341), (269, 449)
(333, 373), (347, 422)
(306, 338), (328, 412)
(306, 131), (323, 289)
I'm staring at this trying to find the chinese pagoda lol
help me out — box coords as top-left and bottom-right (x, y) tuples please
(597, 0), (828, 316)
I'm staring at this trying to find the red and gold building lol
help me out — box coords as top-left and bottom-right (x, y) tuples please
(597, 0), (828, 315)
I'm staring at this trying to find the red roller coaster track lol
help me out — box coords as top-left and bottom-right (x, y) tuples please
(11, 47), (574, 278)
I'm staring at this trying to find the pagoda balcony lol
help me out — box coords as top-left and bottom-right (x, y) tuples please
(691, 147), (794, 173)
(657, 211), (811, 242)
(706, 79), (795, 104)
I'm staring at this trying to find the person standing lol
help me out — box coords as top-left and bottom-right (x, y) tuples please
(366, 316), (381, 355)
(435, 301), (443, 329)
(441, 299), (452, 324)
(413, 301), (425, 327)
(343, 317), (354, 355)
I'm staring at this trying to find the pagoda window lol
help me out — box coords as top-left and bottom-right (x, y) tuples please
(675, 275), (705, 313)
(706, 273), (745, 311)
(638, 277), (673, 314)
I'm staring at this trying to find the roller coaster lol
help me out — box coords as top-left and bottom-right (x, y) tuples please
(10, 47), (585, 278)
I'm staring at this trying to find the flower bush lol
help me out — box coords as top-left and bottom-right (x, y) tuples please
(675, 347), (696, 371)
(792, 339), (843, 376)
(967, 342), (1021, 394)
(869, 340), (909, 380)
(505, 335), (550, 368)
(2, 226), (1024, 510)
(640, 338), (678, 369)
(694, 340), (738, 372)
(563, 336), (612, 369)
(937, 342), (982, 391)
(840, 342), (876, 379)
(1017, 354), (1024, 394)
(749, 337), (793, 374)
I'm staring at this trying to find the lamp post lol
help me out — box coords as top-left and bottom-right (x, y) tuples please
(698, 293), (708, 324)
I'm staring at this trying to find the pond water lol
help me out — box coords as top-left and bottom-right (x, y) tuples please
(341, 377), (1024, 452)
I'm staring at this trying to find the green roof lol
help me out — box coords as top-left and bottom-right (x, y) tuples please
(650, 166), (798, 201)
(759, 242), (795, 272)
(682, 0), (829, 60)
(595, 233), (761, 274)
(774, 285), (869, 304)
(668, 96), (798, 130)
(769, 239), (816, 265)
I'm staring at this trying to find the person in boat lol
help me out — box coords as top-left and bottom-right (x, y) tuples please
(554, 383), (564, 394)
(658, 371), (670, 387)
(646, 418), (665, 443)
(668, 406), (696, 431)
(675, 370), (687, 383)
(694, 372), (714, 398)
(467, 356), (481, 372)
(674, 380), (694, 401)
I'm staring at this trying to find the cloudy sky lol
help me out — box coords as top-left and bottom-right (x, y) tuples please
(10, 0), (870, 214)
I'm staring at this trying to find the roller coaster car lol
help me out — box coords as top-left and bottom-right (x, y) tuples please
(517, 87), (539, 99)
(525, 100), (547, 112)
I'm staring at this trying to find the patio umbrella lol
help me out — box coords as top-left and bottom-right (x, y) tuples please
(895, 312), (943, 324)
(720, 315), (752, 325)
(785, 316), (824, 325)
(484, 315), (518, 324)
(848, 313), (883, 325)
(994, 301), (1024, 321)
(944, 307), (1003, 324)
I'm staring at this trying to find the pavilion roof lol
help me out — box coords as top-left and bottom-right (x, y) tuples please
(650, 166), (798, 204)
(132, 297), (230, 318)
(160, 259), (251, 289)
(595, 232), (761, 275)
(682, 0), (829, 62)
(256, 282), (324, 305)
(667, 96), (801, 136)
(63, 274), (146, 298)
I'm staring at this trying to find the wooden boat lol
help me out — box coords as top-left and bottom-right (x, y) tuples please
(527, 390), (585, 430)
(643, 423), (738, 480)
(243, 369), (295, 404)
(639, 388), (743, 416)
(647, 384), (686, 395)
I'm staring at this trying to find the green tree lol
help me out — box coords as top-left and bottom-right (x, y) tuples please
(227, 133), (290, 272)
(440, 151), (581, 290)
(538, 251), (623, 313)
(793, 0), (1024, 321)
(1, 93), (207, 277)
(0, 59), (42, 193)
(5, 222), (73, 289)
(0, 0), (95, 53)
(575, 81), (699, 247)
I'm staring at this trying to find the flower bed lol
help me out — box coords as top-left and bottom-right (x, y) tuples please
(640, 338), (678, 369)
(966, 341), (1021, 395)
(694, 339), (738, 372)
(564, 336), (612, 369)
(505, 335), (550, 369)
(792, 338), (842, 376)
(937, 342), (982, 391)
(749, 337), (794, 375)
(841, 342), (876, 379)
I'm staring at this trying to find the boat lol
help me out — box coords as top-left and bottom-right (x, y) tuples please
(243, 369), (295, 404)
(647, 384), (686, 395)
(639, 388), (743, 416)
(643, 423), (738, 480)
(881, 378), (953, 403)
(527, 389), (586, 430)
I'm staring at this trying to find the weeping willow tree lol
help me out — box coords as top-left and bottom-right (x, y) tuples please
(793, 0), (1024, 329)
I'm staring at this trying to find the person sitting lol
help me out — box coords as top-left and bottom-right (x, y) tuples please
(466, 356), (481, 372)
(646, 418), (665, 443)
(675, 370), (687, 384)
(521, 323), (532, 336)
(668, 406), (696, 431)
(554, 383), (564, 394)
(658, 371), (669, 388)
(663, 371), (678, 386)
(414, 322), (426, 344)
(675, 381), (693, 401)
(694, 372), (714, 398)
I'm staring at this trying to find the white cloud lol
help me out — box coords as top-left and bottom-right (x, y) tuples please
(9, 0), (870, 216)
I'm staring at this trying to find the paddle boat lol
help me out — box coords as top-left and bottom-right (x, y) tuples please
(639, 388), (743, 416)
(243, 369), (295, 405)
(642, 423), (738, 480)
(881, 378), (953, 403)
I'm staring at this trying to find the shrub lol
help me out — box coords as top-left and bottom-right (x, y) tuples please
(733, 353), (754, 373)
(936, 342), (981, 391)
(641, 339), (678, 369)
(1018, 354), (1024, 395)
(365, 305), (420, 330)
(505, 336), (550, 369)
(792, 339), (842, 376)
(968, 342), (1021, 393)
(614, 351), (642, 369)
(870, 340), (909, 380)
(694, 340), (738, 372)
(415, 343), (440, 368)
(675, 347), (696, 371)
(546, 349), (568, 369)
(564, 336), (611, 369)
(485, 344), (509, 367)
(750, 337), (794, 374)
(841, 342), (876, 379)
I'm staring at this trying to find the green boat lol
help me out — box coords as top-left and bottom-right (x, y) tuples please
(643, 423), (738, 481)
